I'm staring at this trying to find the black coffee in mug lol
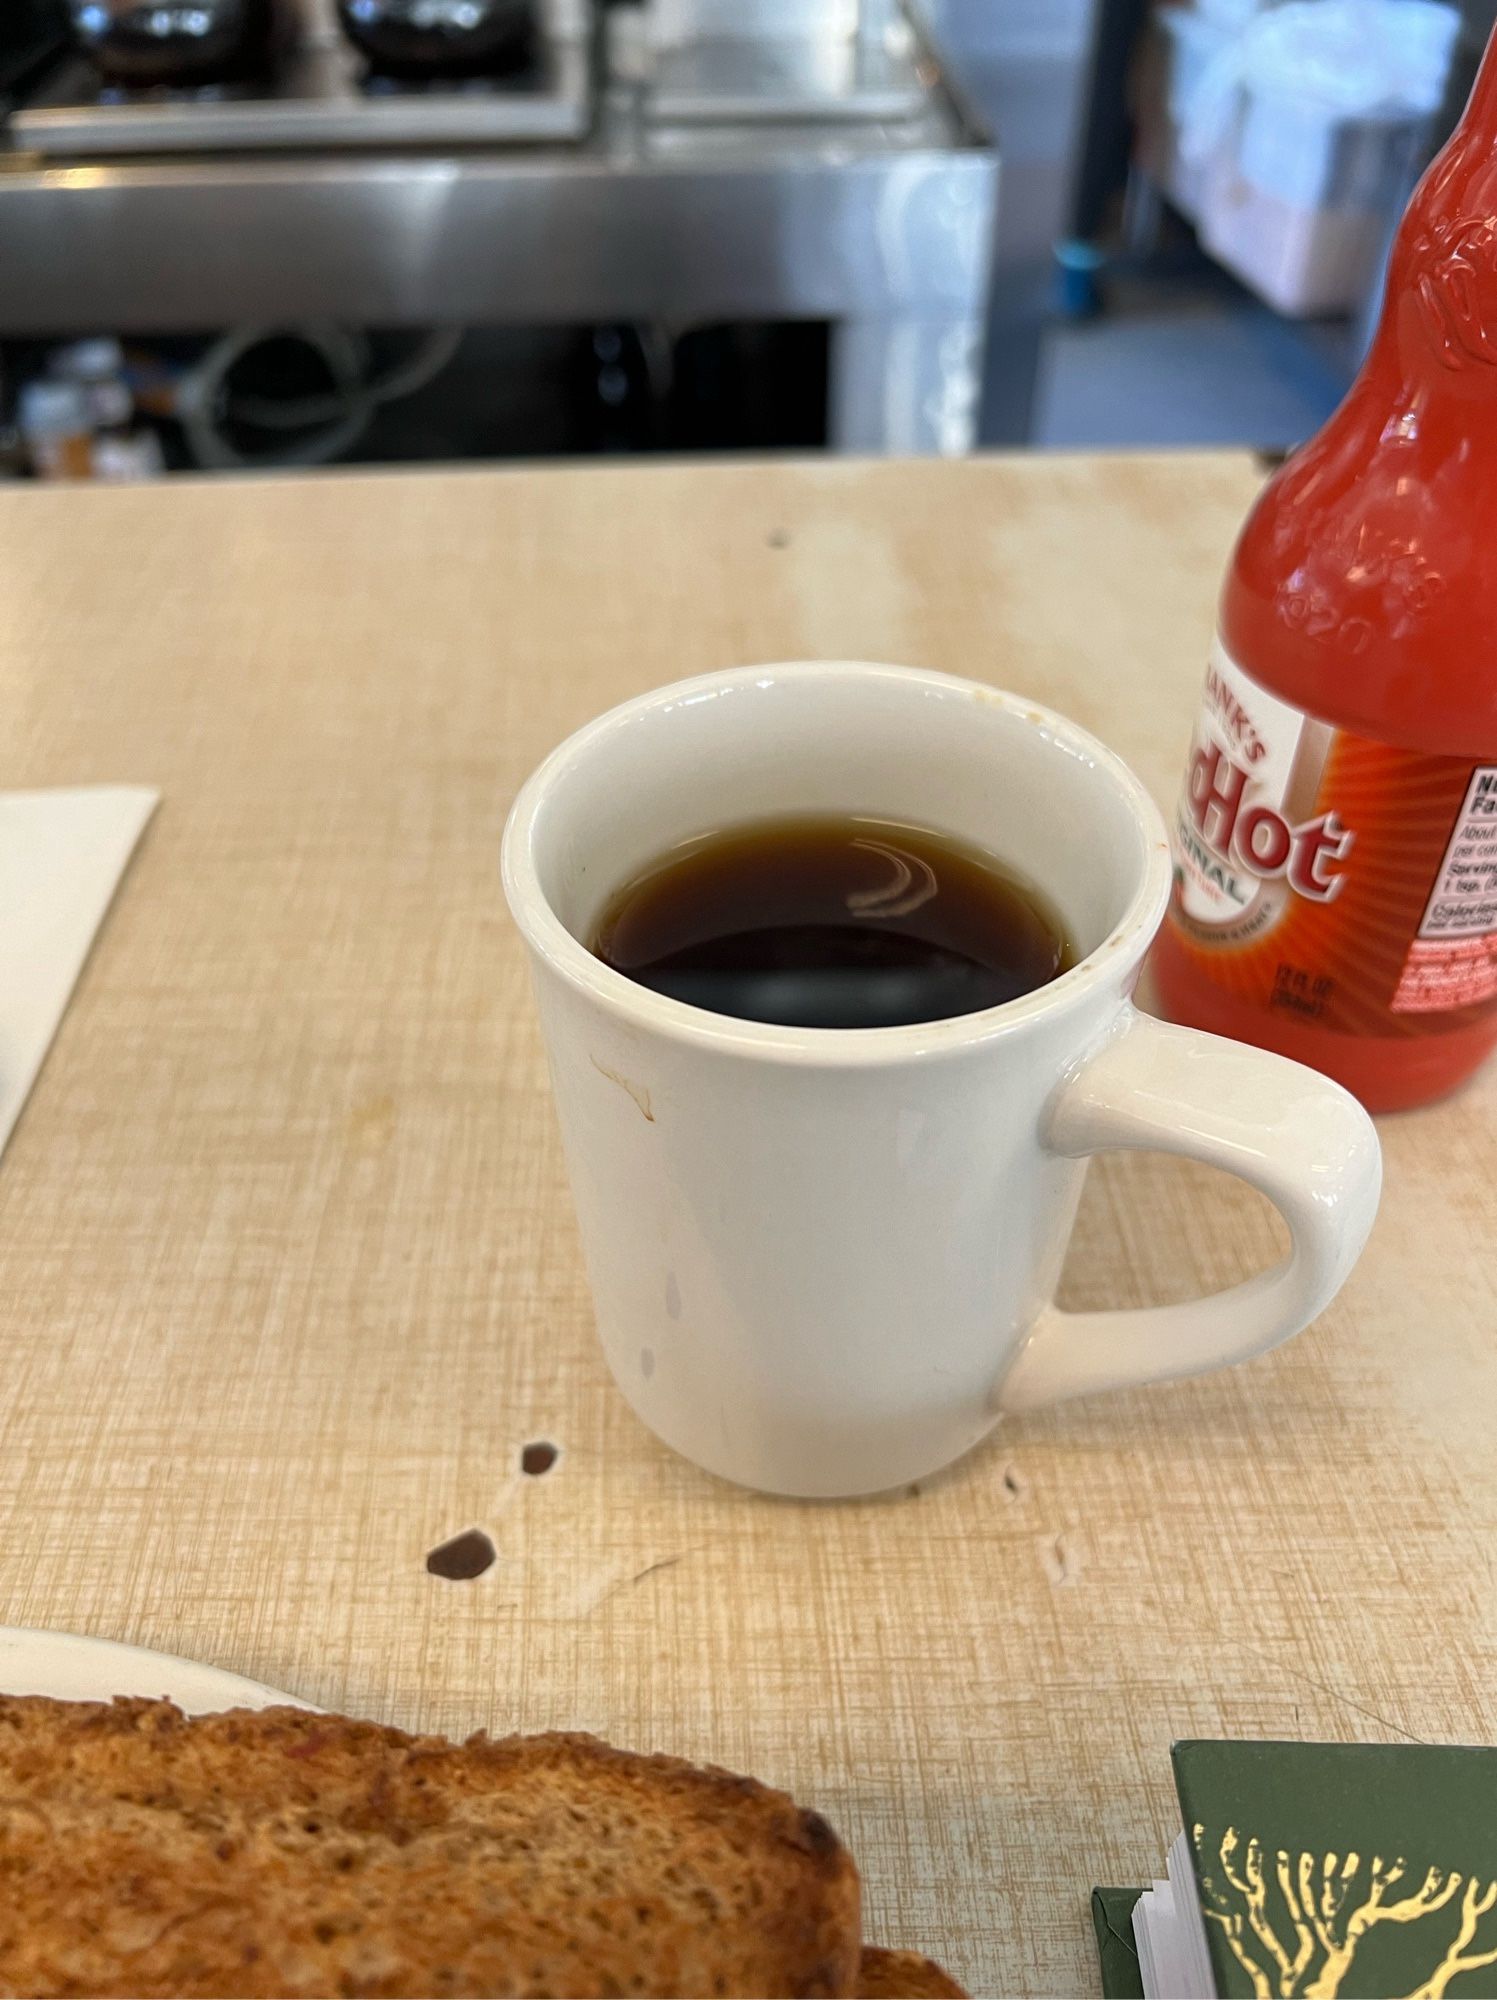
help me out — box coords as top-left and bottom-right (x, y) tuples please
(590, 813), (1075, 1029)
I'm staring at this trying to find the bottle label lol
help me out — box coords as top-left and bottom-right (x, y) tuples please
(1392, 767), (1497, 1012)
(1168, 640), (1497, 1036)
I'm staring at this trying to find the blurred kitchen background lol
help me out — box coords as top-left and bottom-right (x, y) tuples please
(0, 0), (1491, 479)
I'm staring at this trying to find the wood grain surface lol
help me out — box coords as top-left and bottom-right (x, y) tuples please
(1, 454), (1492, 1997)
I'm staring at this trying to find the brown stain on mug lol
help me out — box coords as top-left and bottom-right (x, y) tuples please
(589, 1056), (654, 1122)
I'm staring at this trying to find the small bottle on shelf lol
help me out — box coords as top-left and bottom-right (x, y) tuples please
(18, 381), (94, 481)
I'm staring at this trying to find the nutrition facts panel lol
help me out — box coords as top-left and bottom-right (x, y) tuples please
(1394, 765), (1497, 1012)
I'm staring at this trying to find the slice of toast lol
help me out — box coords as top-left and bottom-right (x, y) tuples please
(856, 1947), (968, 1997)
(0, 1696), (861, 1998)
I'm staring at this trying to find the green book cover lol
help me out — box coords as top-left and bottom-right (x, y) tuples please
(1092, 1887), (1145, 2000)
(1175, 1741), (1497, 2000)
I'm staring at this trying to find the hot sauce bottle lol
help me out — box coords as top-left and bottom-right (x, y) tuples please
(1153, 27), (1497, 1111)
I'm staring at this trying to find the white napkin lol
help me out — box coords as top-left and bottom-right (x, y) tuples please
(0, 786), (159, 1160)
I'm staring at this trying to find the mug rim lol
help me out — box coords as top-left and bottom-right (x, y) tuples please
(502, 661), (1173, 1066)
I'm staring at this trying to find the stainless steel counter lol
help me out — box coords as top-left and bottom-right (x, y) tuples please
(0, 27), (996, 454)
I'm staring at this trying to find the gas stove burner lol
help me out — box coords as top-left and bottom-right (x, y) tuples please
(68, 0), (282, 86)
(10, 13), (590, 152)
(337, 0), (536, 80)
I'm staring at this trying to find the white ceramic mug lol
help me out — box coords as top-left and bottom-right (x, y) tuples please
(503, 663), (1381, 1498)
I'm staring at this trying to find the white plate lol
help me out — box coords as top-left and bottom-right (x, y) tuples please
(0, 1627), (311, 1715)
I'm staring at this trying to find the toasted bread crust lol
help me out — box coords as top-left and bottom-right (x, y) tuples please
(855, 1948), (968, 1997)
(0, 1697), (861, 1998)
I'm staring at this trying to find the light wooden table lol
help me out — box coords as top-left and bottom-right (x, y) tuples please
(1, 455), (1493, 1998)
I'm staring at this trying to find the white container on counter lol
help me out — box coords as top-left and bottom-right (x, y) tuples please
(1140, 0), (1460, 316)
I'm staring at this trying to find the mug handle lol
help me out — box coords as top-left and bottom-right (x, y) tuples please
(998, 1008), (1382, 1414)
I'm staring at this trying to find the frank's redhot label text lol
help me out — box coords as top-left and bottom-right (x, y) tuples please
(1169, 642), (1497, 1037)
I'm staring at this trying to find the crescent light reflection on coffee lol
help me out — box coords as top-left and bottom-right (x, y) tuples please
(589, 813), (1075, 1030)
